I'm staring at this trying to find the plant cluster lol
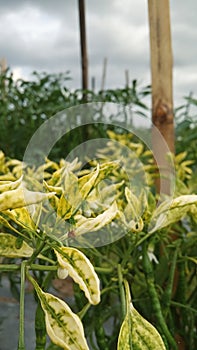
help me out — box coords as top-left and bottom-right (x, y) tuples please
(0, 129), (196, 350)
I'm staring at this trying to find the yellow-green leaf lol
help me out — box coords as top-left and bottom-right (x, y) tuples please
(0, 187), (55, 211)
(44, 181), (62, 196)
(118, 311), (132, 350)
(78, 164), (100, 200)
(118, 281), (166, 350)
(0, 233), (33, 257)
(31, 278), (89, 350)
(149, 195), (197, 233)
(55, 247), (100, 305)
(0, 176), (23, 193)
(75, 201), (118, 236)
(3, 207), (36, 230)
(57, 193), (73, 220)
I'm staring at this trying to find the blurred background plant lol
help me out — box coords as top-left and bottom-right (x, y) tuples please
(0, 69), (150, 160)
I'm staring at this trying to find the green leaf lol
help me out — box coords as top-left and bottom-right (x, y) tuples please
(55, 247), (100, 305)
(0, 233), (33, 257)
(118, 281), (166, 350)
(31, 278), (89, 350)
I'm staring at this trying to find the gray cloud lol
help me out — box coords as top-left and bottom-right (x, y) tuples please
(0, 0), (197, 106)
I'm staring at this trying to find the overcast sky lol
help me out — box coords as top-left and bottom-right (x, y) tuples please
(0, 0), (197, 107)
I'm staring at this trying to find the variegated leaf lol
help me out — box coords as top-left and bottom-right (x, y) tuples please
(149, 195), (197, 233)
(55, 247), (100, 305)
(0, 233), (33, 257)
(78, 164), (99, 200)
(87, 180), (124, 210)
(0, 187), (55, 211)
(75, 201), (118, 236)
(3, 207), (36, 230)
(0, 176), (23, 193)
(32, 279), (89, 350)
(118, 281), (166, 350)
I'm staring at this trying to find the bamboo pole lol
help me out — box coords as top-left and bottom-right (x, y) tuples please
(148, 0), (174, 195)
(78, 0), (88, 101)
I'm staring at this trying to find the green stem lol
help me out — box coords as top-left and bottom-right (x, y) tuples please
(0, 264), (57, 272)
(35, 300), (46, 350)
(117, 264), (126, 322)
(0, 264), (20, 271)
(78, 302), (91, 320)
(17, 261), (26, 350)
(170, 301), (197, 314)
(142, 243), (177, 350)
(27, 240), (46, 265)
(162, 244), (180, 317)
(30, 264), (57, 272)
(94, 266), (113, 274)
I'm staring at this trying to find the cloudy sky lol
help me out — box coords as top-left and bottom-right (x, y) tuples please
(0, 0), (197, 106)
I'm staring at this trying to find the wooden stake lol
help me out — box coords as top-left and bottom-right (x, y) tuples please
(101, 57), (107, 91)
(148, 0), (174, 194)
(125, 69), (129, 88)
(0, 57), (7, 73)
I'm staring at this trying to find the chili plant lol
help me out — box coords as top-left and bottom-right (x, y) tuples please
(0, 139), (197, 350)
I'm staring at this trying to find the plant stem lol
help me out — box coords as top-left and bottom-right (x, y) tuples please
(94, 266), (113, 274)
(162, 244), (179, 317)
(27, 240), (46, 265)
(117, 264), (126, 322)
(0, 263), (57, 272)
(30, 264), (57, 272)
(17, 261), (26, 350)
(0, 264), (20, 271)
(142, 243), (177, 349)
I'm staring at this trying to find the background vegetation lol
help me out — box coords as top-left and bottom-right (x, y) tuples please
(0, 69), (197, 169)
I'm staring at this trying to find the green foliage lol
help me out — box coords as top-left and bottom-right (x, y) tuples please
(0, 70), (197, 349)
(0, 128), (197, 349)
(175, 94), (197, 167)
(0, 70), (150, 160)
